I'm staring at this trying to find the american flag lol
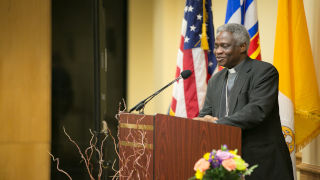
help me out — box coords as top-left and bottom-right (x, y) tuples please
(225, 0), (261, 60)
(169, 0), (217, 118)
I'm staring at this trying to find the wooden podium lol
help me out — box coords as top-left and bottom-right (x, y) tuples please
(118, 113), (241, 180)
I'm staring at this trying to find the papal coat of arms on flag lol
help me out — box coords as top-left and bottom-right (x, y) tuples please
(274, 0), (320, 178)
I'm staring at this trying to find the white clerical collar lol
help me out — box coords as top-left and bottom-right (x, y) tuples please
(228, 68), (236, 74)
(228, 59), (246, 74)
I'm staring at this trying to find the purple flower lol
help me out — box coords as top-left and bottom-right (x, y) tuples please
(211, 159), (221, 168)
(208, 151), (214, 163)
(215, 150), (234, 161)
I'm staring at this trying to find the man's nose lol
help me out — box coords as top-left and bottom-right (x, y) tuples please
(215, 46), (223, 54)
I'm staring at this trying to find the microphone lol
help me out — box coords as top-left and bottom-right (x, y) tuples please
(180, 70), (192, 79)
(129, 70), (192, 113)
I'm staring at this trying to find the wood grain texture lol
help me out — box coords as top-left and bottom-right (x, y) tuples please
(154, 114), (241, 179)
(297, 163), (320, 180)
(0, 0), (51, 179)
(0, 0), (51, 143)
(119, 113), (241, 180)
(0, 144), (50, 180)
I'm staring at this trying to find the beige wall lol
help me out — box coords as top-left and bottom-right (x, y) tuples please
(128, 0), (320, 165)
(128, 0), (185, 114)
(0, 0), (51, 179)
(301, 0), (320, 166)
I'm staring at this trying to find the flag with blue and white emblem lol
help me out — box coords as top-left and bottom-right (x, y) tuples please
(225, 0), (262, 60)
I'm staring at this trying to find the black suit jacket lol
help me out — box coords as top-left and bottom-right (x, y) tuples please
(199, 57), (294, 180)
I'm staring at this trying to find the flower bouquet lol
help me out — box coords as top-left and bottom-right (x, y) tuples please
(189, 145), (258, 180)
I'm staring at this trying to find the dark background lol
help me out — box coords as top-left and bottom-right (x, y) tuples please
(51, 0), (127, 179)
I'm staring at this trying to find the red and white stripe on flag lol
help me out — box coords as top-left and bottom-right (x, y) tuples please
(170, 0), (216, 118)
(169, 20), (208, 118)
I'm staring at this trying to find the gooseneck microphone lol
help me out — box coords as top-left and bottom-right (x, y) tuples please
(129, 70), (192, 113)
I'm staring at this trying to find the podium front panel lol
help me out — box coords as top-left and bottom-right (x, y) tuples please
(119, 113), (154, 180)
(154, 114), (241, 179)
(119, 113), (241, 180)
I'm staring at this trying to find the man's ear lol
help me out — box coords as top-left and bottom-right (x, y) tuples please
(240, 43), (247, 53)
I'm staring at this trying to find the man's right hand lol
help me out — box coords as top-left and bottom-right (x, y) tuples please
(193, 115), (218, 123)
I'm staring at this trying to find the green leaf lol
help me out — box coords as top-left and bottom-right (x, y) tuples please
(243, 164), (259, 176)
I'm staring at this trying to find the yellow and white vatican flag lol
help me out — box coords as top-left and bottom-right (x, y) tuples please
(274, 0), (320, 178)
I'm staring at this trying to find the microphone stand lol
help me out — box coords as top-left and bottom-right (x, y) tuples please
(129, 75), (183, 114)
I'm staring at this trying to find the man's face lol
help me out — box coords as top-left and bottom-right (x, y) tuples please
(214, 31), (244, 69)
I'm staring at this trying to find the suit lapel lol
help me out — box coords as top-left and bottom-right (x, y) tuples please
(228, 58), (252, 114)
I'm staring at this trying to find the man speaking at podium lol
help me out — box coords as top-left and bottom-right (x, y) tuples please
(194, 23), (294, 179)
